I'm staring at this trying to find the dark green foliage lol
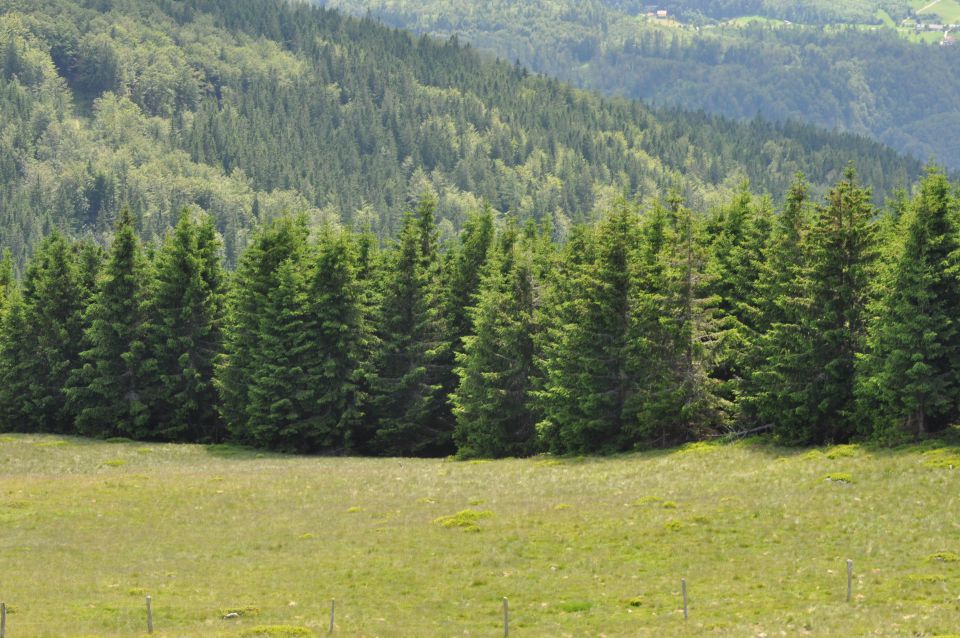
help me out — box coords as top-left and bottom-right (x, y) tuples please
(332, 0), (958, 169)
(755, 168), (876, 443)
(800, 168), (877, 442)
(243, 258), (317, 452)
(368, 196), (453, 456)
(535, 201), (641, 454)
(68, 208), (150, 438)
(217, 216), (309, 444)
(300, 229), (368, 452)
(0, 232), (91, 432)
(445, 204), (495, 345)
(0, 0), (923, 270)
(629, 195), (723, 444)
(704, 184), (773, 424)
(452, 229), (539, 458)
(6, 166), (960, 454)
(859, 168), (960, 439)
(747, 175), (814, 429)
(142, 210), (226, 442)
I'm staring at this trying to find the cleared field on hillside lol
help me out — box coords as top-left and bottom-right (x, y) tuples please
(913, 0), (960, 23)
(1, 434), (959, 637)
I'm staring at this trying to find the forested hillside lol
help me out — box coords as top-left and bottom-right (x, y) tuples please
(324, 0), (960, 169)
(643, 0), (911, 24)
(3, 166), (960, 457)
(0, 0), (920, 268)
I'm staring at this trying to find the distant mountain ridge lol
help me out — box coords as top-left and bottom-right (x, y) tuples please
(0, 0), (921, 266)
(322, 0), (960, 169)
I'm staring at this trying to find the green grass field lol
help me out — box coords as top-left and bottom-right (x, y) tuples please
(912, 0), (960, 24)
(2, 434), (960, 637)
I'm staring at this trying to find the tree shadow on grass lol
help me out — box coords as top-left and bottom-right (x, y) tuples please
(203, 443), (285, 460)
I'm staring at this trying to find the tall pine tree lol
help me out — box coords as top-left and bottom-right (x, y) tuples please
(68, 208), (150, 438)
(142, 210), (226, 442)
(761, 168), (876, 443)
(452, 227), (539, 458)
(704, 183), (772, 426)
(747, 175), (813, 432)
(859, 167), (960, 439)
(368, 196), (452, 456)
(302, 228), (367, 451)
(536, 200), (641, 454)
(0, 232), (90, 433)
(217, 216), (309, 443)
(630, 194), (723, 445)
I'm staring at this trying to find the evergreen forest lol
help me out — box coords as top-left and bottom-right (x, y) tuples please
(3, 165), (960, 457)
(1, 0), (956, 457)
(325, 0), (960, 168)
(0, 0), (920, 271)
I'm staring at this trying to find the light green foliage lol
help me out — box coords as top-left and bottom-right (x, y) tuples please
(1, 434), (959, 635)
(822, 471), (854, 483)
(240, 627), (313, 637)
(432, 509), (494, 532)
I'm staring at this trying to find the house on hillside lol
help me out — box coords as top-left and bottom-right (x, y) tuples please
(657, 9), (668, 18)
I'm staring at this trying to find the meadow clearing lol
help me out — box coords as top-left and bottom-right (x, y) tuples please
(1, 433), (959, 637)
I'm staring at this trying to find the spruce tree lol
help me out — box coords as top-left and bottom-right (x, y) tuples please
(0, 232), (90, 433)
(760, 168), (876, 443)
(436, 204), (494, 448)
(445, 204), (495, 342)
(452, 231), (538, 458)
(536, 200), (640, 454)
(217, 216), (309, 443)
(630, 195), (722, 445)
(859, 167), (960, 439)
(68, 208), (150, 438)
(142, 210), (226, 442)
(533, 224), (596, 453)
(704, 183), (771, 426)
(747, 175), (813, 430)
(302, 229), (367, 451)
(349, 224), (383, 451)
(368, 196), (452, 456)
(244, 257), (318, 451)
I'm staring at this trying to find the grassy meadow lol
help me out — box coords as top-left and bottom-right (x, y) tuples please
(1, 433), (960, 637)
(913, 0), (960, 24)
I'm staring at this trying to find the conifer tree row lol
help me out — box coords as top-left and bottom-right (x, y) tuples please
(2, 168), (960, 455)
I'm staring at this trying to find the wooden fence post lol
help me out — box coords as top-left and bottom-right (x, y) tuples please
(146, 595), (153, 634)
(681, 578), (688, 620)
(846, 559), (853, 602)
(503, 597), (509, 637)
